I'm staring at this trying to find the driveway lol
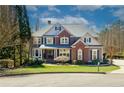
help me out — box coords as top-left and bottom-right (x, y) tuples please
(0, 73), (124, 87)
(111, 59), (124, 74)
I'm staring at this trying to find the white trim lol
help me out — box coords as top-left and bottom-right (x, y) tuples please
(54, 49), (57, 58)
(46, 37), (54, 44)
(92, 49), (97, 60)
(41, 49), (42, 60)
(59, 49), (70, 58)
(85, 46), (103, 48)
(77, 48), (83, 60)
(71, 39), (85, 47)
(60, 37), (69, 44)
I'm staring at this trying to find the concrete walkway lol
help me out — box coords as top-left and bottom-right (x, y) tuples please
(111, 59), (124, 74)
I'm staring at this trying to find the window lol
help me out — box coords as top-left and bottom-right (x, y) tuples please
(60, 37), (69, 44)
(77, 49), (83, 60)
(35, 50), (38, 56)
(55, 26), (61, 31)
(46, 37), (53, 44)
(84, 38), (86, 43)
(33, 38), (37, 44)
(92, 49), (97, 60)
(33, 37), (41, 44)
(84, 37), (91, 43)
(89, 38), (91, 43)
(38, 38), (41, 44)
(59, 49), (70, 57)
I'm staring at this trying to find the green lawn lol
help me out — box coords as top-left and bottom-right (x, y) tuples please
(0, 64), (120, 75)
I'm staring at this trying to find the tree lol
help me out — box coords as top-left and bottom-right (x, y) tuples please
(0, 6), (19, 49)
(15, 5), (31, 65)
(99, 20), (124, 63)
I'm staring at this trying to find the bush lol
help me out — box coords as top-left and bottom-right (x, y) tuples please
(102, 59), (109, 64)
(0, 59), (14, 68)
(92, 59), (100, 65)
(76, 60), (84, 65)
(34, 58), (44, 65)
(23, 58), (44, 66)
(54, 56), (70, 64)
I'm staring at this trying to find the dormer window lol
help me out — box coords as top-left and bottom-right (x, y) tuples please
(60, 37), (69, 44)
(55, 26), (61, 31)
(84, 37), (91, 43)
(89, 38), (91, 43)
(84, 38), (86, 43)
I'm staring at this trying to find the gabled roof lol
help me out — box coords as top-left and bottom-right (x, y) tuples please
(43, 23), (65, 36)
(71, 32), (102, 47)
(32, 25), (53, 37)
(32, 23), (98, 37)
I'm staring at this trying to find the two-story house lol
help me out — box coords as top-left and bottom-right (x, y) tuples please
(32, 21), (103, 63)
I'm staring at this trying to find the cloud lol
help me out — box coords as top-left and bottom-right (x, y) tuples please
(113, 8), (124, 21)
(48, 6), (61, 13)
(40, 16), (89, 25)
(26, 5), (38, 11)
(75, 5), (103, 11)
(41, 11), (51, 17)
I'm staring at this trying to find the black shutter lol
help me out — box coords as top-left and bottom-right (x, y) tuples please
(90, 50), (92, 60)
(57, 49), (59, 56)
(97, 50), (99, 59)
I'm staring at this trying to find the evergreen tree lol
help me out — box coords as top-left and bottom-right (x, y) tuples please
(15, 5), (31, 65)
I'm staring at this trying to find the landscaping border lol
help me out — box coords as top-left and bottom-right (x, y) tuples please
(0, 72), (106, 77)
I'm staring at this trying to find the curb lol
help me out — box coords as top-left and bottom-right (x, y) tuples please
(0, 72), (106, 77)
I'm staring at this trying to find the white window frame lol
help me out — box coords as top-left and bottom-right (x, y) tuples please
(77, 49), (83, 60)
(59, 49), (70, 57)
(38, 38), (41, 44)
(60, 37), (69, 44)
(33, 49), (41, 58)
(46, 37), (53, 44)
(92, 49), (97, 60)
(83, 37), (91, 43)
(33, 38), (38, 44)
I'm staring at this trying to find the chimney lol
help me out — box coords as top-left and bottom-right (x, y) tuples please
(48, 20), (51, 25)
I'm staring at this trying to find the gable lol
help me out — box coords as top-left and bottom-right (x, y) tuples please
(81, 32), (102, 46)
(71, 32), (102, 47)
(57, 29), (73, 37)
(43, 23), (64, 36)
(43, 23), (74, 36)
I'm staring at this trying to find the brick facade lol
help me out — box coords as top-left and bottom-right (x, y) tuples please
(71, 41), (89, 62)
(32, 23), (103, 63)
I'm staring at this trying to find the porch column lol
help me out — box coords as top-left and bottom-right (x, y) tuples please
(101, 47), (103, 60)
(54, 49), (57, 58)
(34, 49), (36, 58)
(41, 49), (42, 60)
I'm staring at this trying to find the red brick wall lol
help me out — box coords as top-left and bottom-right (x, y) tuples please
(71, 41), (89, 62)
(55, 30), (72, 45)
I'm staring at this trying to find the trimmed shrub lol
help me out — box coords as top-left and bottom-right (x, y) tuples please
(0, 59), (14, 68)
(92, 59), (100, 65)
(54, 56), (70, 64)
(102, 59), (109, 64)
(34, 58), (44, 65)
(23, 58), (44, 66)
(76, 60), (84, 65)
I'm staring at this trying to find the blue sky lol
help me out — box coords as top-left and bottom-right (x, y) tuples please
(26, 5), (124, 32)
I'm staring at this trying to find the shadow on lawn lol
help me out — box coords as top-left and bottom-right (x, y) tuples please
(26, 65), (45, 68)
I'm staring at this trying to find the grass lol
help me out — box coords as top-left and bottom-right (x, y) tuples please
(0, 64), (120, 75)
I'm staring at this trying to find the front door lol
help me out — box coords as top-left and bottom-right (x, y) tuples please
(43, 49), (54, 60)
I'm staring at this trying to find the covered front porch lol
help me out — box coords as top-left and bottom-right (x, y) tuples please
(32, 45), (71, 62)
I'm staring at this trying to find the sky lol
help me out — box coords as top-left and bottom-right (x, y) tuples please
(26, 5), (124, 32)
